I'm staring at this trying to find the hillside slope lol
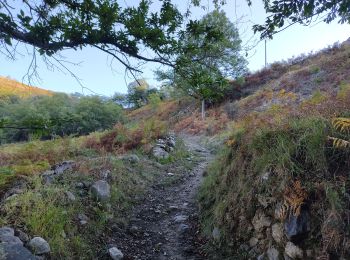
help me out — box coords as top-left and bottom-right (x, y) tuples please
(197, 43), (350, 259)
(0, 76), (53, 97)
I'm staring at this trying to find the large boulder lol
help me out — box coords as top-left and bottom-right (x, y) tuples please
(90, 180), (111, 202)
(0, 227), (14, 237)
(0, 243), (36, 260)
(0, 227), (23, 246)
(28, 237), (50, 255)
(0, 235), (23, 245)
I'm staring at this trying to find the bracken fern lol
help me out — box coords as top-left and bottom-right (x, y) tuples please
(328, 117), (350, 148)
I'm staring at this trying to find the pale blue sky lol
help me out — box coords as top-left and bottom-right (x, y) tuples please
(1, 0), (349, 96)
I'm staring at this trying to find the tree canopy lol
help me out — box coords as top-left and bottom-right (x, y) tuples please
(248, 0), (350, 39)
(0, 0), (184, 69)
(157, 10), (247, 103)
(0, 0), (230, 75)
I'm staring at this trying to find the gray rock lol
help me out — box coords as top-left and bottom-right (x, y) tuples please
(252, 210), (272, 232)
(212, 227), (220, 240)
(15, 230), (30, 243)
(284, 209), (310, 241)
(272, 223), (284, 244)
(42, 161), (74, 185)
(0, 227), (22, 245)
(166, 138), (176, 148)
(178, 224), (189, 233)
(65, 191), (76, 202)
(108, 247), (123, 260)
(120, 154), (140, 164)
(239, 244), (249, 251)
(173, 215), (188, 223)
(78, 214), (89, 225)
(42, 174), (55, 185)
(129, 225), (139, 234)
(156, 139), (166, 145)
(0, 235), (23, 245)
(249, 237), (258, 248)
(284, 242), (303, 259)
(168, 205), (178, 211)
(0, 243), (36, 260)
(261, 172), (270, 181)
(152, 147), (169, 160)
(90, 180), (111, 202)
(75, 182), (85, 189)
(101, 170), (111, 180)
(28, 237), (50, 255)
(0, 227), (14, 237)
(267, 247), (280, 260)
(52, 161), (74, 174)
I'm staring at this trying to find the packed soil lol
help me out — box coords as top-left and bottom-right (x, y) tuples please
(110, 134), (213, 260)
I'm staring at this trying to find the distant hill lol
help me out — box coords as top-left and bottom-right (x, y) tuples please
(0, 76), (53, 98)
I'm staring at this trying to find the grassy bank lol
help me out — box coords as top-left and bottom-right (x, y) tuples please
(199, 86), (350, 258)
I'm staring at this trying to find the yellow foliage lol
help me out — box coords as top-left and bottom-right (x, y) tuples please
(328, 136), (350, 148)
(328, 117), (350, 149)
(277, 180), (307, 220)
(226, 139), (235, 147)
(276, 89), (297, 102)
(0, 76), (52, 98)
(332, 118), (350, 133)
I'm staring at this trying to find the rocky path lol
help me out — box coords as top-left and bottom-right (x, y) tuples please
(112, 134), (213, 260)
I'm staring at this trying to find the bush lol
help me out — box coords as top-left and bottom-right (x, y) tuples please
(0, 94), (125, 143)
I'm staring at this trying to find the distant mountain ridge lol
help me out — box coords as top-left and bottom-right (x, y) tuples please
(0, 76), (53, 97)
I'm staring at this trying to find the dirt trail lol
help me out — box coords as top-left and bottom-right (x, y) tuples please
(114, 134), (213, 260)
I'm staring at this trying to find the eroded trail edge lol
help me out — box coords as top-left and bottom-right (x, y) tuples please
(114, 134), (213, 260)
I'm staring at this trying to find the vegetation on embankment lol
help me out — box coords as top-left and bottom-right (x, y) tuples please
(198, 80), (350, 258)
(0, 117), (168, 190)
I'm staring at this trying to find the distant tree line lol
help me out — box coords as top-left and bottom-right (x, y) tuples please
(0, 93), (124, 143)
(113, 79), (170, 109)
